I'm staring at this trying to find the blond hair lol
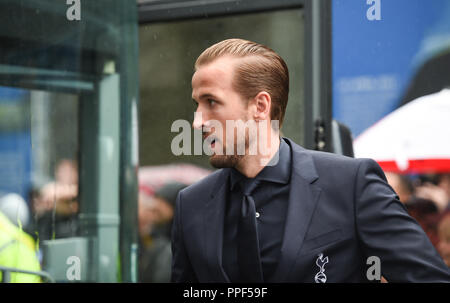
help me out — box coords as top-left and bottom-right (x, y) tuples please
(195, 39), (289, 127)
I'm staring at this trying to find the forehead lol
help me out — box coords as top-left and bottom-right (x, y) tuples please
(191, 57), (237, 97)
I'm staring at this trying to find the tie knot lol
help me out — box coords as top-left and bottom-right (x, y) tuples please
(240, 178), (259, 196)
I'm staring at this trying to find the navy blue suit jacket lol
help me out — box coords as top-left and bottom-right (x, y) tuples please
(171, 138), (450, 282)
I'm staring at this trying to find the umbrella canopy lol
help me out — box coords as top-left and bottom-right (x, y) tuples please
(138, 163), (212, 196)
(353, 88), (450, 173)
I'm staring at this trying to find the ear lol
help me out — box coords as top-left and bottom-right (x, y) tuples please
(251, 91), (271, 121)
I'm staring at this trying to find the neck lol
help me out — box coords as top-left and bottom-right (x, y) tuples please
(234, 130), (281, 178)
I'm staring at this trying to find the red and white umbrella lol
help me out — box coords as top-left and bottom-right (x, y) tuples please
(353, 88), (450, 173)
(138, 163), (212, 196)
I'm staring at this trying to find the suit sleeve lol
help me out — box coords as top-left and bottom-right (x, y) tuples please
(354, 158), (450, 282)
(171, 191), (198, 283)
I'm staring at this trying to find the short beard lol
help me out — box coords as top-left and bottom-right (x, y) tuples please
(206, 115), (255, 169)
(209, 132), (251, 169)
(209, 154), (243, 168)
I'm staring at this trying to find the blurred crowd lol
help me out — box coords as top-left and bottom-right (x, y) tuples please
(138, 181), (187, 283)
(385, 172), (450, 266)
(137, 164), (212, 282)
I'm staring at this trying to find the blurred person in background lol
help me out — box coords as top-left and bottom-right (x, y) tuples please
(414, 174), (449, 213)
(385, 172), (414, 204)
(54, 159), (78, 185)
(138, 187), (157, 245)
(139, 182), (187, 283)
(385, 171), (450, 251)
(0, 192), (30, 231)
(385, 172), (447, 248)
(437, 212), (450, 267)
(150, 182), (187, 239)
(406, 197), (441, 247)
(31, 159), (78, 219)
(32, 159), (79, 242)
(0, 210), (41, 282)
(437, 174), (450, 210)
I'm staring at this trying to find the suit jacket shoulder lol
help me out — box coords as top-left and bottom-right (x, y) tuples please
(179, 168), (228, 207)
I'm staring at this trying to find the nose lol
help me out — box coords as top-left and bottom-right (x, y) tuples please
(192, 110), (204, 130)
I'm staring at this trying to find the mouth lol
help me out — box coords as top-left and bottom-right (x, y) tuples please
(203, 135), (218, 150)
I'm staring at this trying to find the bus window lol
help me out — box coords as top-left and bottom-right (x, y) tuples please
(0, 0), (139, 282)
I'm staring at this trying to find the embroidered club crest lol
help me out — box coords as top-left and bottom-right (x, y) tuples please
(314, 253), (329, 283)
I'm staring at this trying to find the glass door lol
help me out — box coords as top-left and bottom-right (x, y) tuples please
(0, 0), (139, 282)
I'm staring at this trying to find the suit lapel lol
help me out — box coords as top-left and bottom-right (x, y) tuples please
(204, 168), (230, 282)
(271, 138), (322, 282)
(202, 139), (321, 283)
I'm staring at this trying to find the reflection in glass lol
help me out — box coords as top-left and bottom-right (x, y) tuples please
(0, 0), (139, 282)
(0, 86), (79, 265)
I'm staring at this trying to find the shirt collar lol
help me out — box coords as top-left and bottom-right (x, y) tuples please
(229, 138), (291, 191)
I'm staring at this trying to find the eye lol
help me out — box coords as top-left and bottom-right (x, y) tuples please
(208, 99), (216, 106)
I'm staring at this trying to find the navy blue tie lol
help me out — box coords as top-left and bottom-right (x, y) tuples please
(237, 179), (264, 282)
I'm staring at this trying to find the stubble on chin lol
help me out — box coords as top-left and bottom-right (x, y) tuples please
(206, 118), (252, 169)
(209, 154), (243, 169)
(208, 136), (249, 169)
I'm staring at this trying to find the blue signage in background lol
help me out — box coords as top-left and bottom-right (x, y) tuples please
(0, 87), (32, 203)
(332, 0), (450, 138)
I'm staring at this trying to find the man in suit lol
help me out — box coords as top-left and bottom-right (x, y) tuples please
(171, 38), (450, 282)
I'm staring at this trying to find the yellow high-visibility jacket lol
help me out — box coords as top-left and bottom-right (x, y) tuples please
(0, 211), (41, 283)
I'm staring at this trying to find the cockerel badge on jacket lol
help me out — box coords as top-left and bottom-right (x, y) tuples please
(314, 253), (329, 283)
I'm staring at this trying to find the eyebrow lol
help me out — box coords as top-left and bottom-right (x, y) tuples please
(193, 93), (220, 102)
